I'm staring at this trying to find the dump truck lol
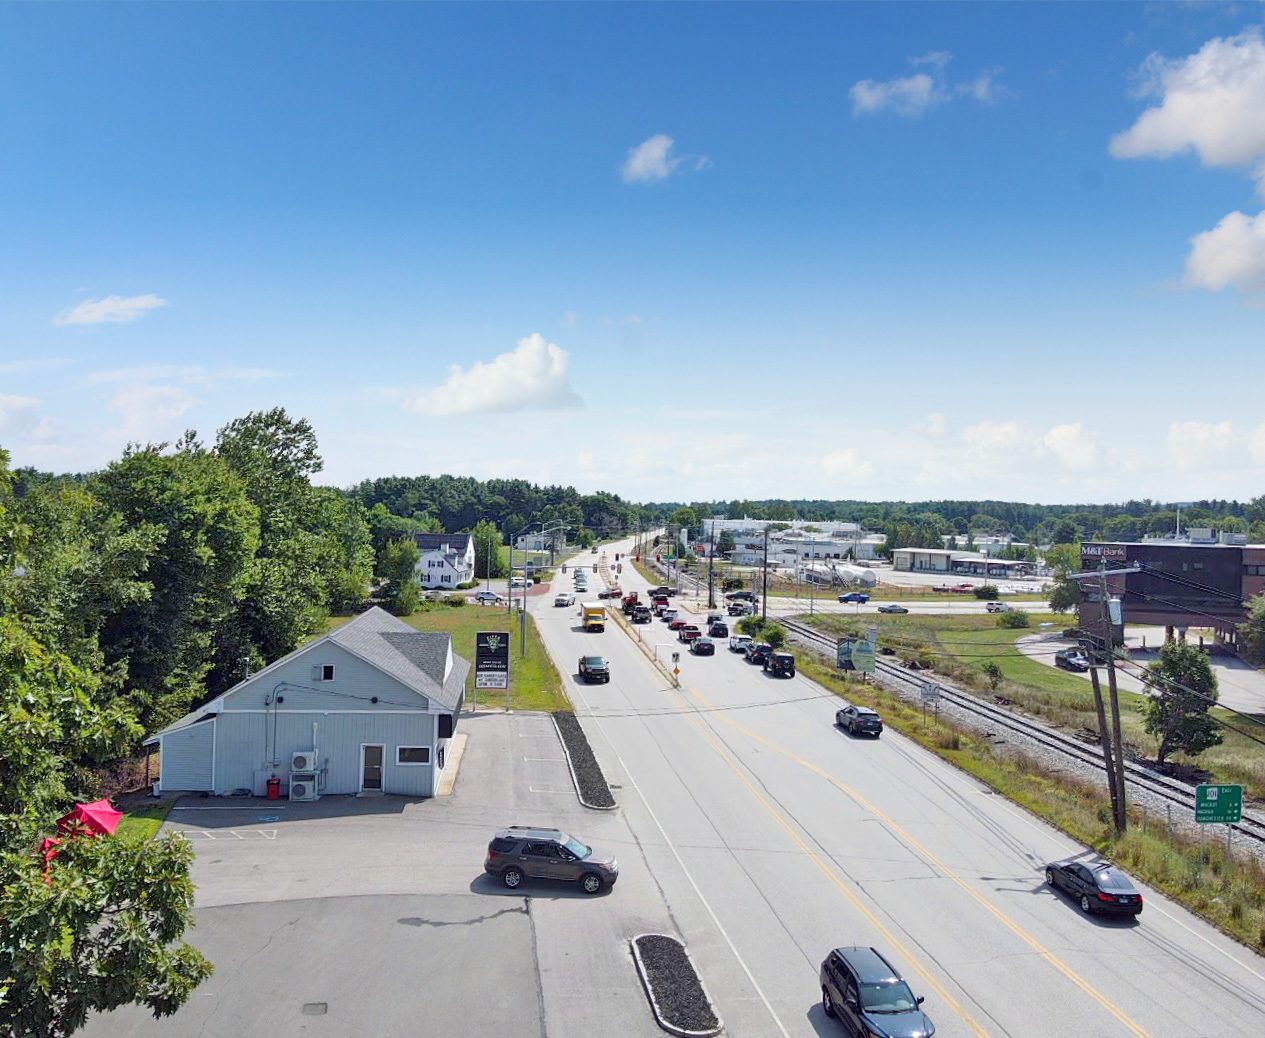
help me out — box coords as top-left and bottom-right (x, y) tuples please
(581, 603), (606, 632)
(622, 591), (640, 614)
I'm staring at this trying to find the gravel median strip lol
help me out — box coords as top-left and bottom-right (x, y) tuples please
(630, 933), (722, 1037)
(552, 710), (616, 810)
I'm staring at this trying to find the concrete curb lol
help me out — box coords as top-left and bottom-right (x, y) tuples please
(629, 933), (723, 1038)
(551, 714), (617, 812)
(607, 596), (680, 687)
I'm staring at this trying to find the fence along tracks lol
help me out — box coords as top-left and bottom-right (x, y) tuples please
(779, 616), (1265, 847)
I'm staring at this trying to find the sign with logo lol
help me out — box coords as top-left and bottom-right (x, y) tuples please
(475, 631), (510, 690)
(1195, 784), (1243, 824)
(1081, 544), (1128, 563)
(836, 638), (852, 669)
(921, 682), (941, 703)
(851, 638), (876, 675)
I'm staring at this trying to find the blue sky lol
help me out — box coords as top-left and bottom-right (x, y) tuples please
(2, 2), (1264, 504)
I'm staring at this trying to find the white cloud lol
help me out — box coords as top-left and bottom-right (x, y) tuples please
(821, 449), (876, 480)
(407, 333), (583, 417)
(1166, 420), (1237, 470)
(1043, 423), (1100, 469)
(850, 52), (1007, 117)
(1109, 29), (1265, 178)
(621, 134), (709, 183)
(1111, 29), (1265, 301)
(54, 293), (167, 326)
(0, 357), (69, 375)
(963, 420), (1028, 453)
(0, 394), (60, 443)
(105, 384), (197, 441)
(912, 412), (950, 438)
(912, 50), (952, 71)
(1184, 209), (1265, 296)
(1250, 423), (1265, 462)
(850, 73), (943, 117)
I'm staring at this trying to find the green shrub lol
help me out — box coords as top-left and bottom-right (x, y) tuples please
(980, 661), (1003, 691)
(737, 616), (765, 637)
(973, 584), (1000, 600)
(456, 580), (479, 590)
(763, 623), (788, 649)
(444, 594), (466, 607)
(999, 610), (1031, 628)
(722, 577), (745, 591)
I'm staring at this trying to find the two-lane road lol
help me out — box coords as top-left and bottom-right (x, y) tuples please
(532, 542), (1265, 1037)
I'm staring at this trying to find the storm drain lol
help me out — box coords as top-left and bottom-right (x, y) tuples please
(301, 1003), (328, 1016)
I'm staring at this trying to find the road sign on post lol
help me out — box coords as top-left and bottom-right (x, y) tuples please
(475, 631), (510, 691)
(1195, 784), (1243, 824)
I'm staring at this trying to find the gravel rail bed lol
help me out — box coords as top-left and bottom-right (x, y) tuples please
(552, 710), (616, 809)
(631, 934), (722, 1037)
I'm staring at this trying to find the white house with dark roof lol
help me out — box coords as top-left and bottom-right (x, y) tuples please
(413, 532), (476, 588)
(144, 607), (470, 798)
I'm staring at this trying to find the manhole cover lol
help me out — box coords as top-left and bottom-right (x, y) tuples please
(302, 1003), (328, 1016)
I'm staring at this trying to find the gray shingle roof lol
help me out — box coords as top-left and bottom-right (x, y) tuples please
(413, 533), (473, 554)
(330, 607), (467, 711)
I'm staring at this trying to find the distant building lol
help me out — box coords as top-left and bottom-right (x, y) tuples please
(413, 533), (475, 589)
(891, 547), (1036, 579)
(1077, 540), (1260, 649)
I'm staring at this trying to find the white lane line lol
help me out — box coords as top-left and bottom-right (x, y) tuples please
(171, 805), (287, 811)
(529, 787), (577, 794)
(569, 682), (793, 1038)
(523, 757), (566, 763)
(868, 709), (1265, 987)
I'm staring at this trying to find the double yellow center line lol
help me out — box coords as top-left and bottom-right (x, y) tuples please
(672, 681), (1152, 1038)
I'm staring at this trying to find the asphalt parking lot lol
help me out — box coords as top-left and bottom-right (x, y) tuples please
(84, 712), (668, 1038)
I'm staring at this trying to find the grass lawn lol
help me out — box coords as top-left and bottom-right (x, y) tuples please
(116, 799), (176, 842)
(323, 605), (570, 713)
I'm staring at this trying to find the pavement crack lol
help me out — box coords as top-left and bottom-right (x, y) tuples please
(396, 905), (528, 928)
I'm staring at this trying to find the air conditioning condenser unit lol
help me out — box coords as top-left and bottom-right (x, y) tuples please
(289, 774), (319, 802)
(291, 750), (319, 773)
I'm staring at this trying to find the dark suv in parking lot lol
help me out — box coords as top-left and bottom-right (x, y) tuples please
(485, 826), (619, 894)
(820, 946), (934, 1037)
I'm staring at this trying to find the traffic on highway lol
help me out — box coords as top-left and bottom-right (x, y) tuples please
(522, 536), (1265, 1038)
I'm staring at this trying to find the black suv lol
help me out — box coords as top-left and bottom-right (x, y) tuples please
(836, 704), (883, 737)
(744, 641), (773, 665)
(578, 655), (610, 683)
(709, 621), (729, 638)
(820, 946), (934, 1037)
(765, 651), (795, 677)
(485, 826), (619, 894)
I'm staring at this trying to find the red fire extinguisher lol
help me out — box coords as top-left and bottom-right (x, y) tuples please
(266, 776), (281, 801)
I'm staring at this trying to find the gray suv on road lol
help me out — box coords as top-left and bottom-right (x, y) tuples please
(484, 826), (619, 894)
(820, 945), (934, 1037)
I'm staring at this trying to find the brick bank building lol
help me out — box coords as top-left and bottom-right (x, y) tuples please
(1077, 536), (1264, 650)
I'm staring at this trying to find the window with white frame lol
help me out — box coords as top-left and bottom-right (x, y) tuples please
(311, 664), (335, 681)
(397, 746), (431, 765)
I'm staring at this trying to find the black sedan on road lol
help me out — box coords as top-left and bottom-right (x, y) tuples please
(1044, 859), (1143, 916)
(877, 603), (909, 614)
(690, 636), (715, 656)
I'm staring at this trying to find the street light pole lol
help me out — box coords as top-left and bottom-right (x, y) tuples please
(761, 526), (769, 623)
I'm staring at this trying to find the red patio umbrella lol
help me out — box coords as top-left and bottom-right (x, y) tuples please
(56, 798), (123, 838)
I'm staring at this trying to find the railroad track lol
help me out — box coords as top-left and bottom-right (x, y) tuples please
(779, 616), (1265, 847)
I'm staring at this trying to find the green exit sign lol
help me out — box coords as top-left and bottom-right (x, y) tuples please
(1195, 784), (1243, 824)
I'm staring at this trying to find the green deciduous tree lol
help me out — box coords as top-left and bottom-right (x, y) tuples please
(381, 537), (421, 616)
(93, 436), (259, 730)
(1044, 542), (1081, 614)
(1, 835), (212, 1038)
(0, 615), (212, 1035)
(716, 530), (736, 555)
(471, 519), (506, 579)
(1238, 593), (1265, 663)
(1142, 640), (1223, 765)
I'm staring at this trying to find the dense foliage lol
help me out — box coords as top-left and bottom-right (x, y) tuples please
(1143, 640), (1223, 765)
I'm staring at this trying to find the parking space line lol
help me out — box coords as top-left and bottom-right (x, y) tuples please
(176, 829), (279, 840)
(523, 756), (566, 762)
(528, 786), (577, 794)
